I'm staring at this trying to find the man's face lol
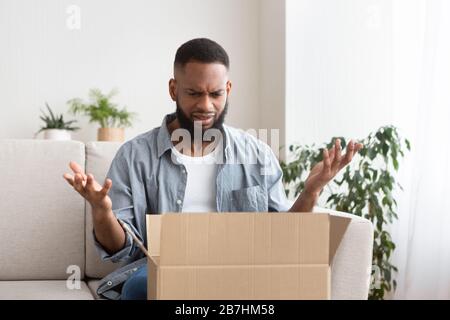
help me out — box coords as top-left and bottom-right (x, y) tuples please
(169, 62), (232, 134)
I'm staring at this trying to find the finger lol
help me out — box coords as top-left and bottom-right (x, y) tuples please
(100, 178), (112, 196)
(328, 145), (336, 163)
(335, 139), (342, 162)
(323, 148), (331, 172)
(342, 140), (355, 167)
(331, 139), (342, 171)
(69, 161), (87, 180)
(355, 143), (364, 152)
(80, 173), (87, 187)
(63, 173), (74, 187)
(73, 173), (86, 195)
(85, 173), (95, 192)
(73, 173), (83, 188)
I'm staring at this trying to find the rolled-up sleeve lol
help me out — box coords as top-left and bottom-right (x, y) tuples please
(93, 219), (134, 263)
(93, 145), (143, 263)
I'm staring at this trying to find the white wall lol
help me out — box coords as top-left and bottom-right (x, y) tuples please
(285, 0), (394, 148)
(259, 0), (286, 159)
(0, 0), (396, 151)
(0, 0), (261, 142)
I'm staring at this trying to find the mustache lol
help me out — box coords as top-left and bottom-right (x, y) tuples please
(175, 100), (228, 135)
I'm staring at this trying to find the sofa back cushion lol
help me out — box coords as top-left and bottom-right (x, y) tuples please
(0, 140), (86, 280)
(84, 142), (128, 278)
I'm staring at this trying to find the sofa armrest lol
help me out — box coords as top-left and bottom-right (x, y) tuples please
(314, 206), (374, 299)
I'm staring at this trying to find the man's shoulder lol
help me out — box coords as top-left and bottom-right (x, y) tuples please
(115, 127), (161, 159)
(126, 127), (160, 146)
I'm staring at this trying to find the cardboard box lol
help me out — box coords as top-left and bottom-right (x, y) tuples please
(146, 212), (351, 300)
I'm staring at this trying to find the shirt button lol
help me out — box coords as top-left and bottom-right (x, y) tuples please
(176, 199), (182, 205)
(107, 281), (113, 286)
(182, 169), (186, 174)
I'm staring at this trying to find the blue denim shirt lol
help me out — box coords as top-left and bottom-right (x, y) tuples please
(94, 113), (291, 298)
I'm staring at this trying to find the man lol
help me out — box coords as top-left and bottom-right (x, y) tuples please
(63, 38), (363, 300)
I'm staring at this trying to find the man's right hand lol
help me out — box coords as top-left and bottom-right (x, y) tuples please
(63, 161), (113, 216)
(63, 161), (126, 255)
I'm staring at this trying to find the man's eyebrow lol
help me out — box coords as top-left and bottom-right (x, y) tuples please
(185, 88), (225, 93)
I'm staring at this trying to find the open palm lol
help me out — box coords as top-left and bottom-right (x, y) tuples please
(304, 139), (363, 195)
(63, 161), (113, 211)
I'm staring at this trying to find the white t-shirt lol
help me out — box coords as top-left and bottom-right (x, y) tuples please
(171, 147), (219, 212)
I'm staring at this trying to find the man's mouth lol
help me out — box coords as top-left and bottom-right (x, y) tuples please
(192, 113), (215, 126)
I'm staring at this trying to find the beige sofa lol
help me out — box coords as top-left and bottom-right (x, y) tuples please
(0, 139), (374, 299)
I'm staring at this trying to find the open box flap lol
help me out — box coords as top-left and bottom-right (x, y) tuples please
(328, 214), (352, 263)
(146, 214), (162, 257)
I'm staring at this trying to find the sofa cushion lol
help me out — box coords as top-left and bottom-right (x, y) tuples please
(86, 279), (103, 299)
(85, 142), (128, 279)
(0, 140), (86, 280)
(0, 280), (94, 299)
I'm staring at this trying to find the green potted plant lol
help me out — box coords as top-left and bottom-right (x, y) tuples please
(280, 125), (410, 300)
(35, 102), (79, 140)
(67, 88), (137, 142)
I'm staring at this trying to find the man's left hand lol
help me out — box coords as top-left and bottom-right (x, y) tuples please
(303, 139), (363, 196)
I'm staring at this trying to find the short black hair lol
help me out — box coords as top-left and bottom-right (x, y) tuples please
(174, 38), (230, 71)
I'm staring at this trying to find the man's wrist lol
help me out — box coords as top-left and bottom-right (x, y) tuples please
(289, 187), (320, 212)
(91, 205), (114, 224)
(303, 186), (321, 199)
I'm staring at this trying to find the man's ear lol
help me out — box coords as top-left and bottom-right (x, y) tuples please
(169, 78), (177, 101)
(226, 80), (232, 96)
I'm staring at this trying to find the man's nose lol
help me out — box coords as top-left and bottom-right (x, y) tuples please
(196, 94), (214, 112)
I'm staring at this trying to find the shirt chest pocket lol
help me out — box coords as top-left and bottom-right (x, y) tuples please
(230, 185), (268, 212)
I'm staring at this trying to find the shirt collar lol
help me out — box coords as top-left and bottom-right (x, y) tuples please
(156, 113), (176, 158)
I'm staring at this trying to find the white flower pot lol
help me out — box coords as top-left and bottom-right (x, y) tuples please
(43, 129), (72, 141)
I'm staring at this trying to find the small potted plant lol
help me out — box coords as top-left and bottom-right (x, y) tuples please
(67, 88), (136, 142)
(35, 102), (79, 140)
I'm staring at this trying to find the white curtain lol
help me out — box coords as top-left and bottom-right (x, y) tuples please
(284, 0), (450, 299)
(391, 0), (450, 299)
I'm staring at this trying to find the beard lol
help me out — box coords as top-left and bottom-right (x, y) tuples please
(175, 100), (228, 138)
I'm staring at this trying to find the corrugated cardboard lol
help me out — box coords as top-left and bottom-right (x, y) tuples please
(146, 212), (350, 300)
